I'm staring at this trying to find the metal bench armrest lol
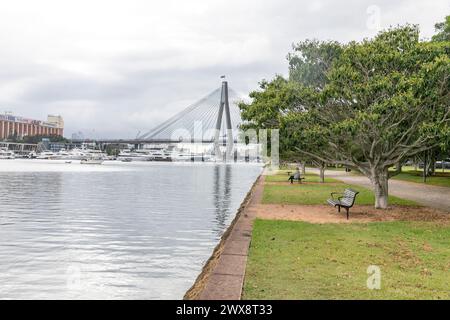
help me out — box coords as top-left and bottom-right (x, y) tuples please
(330, 192), (343, 200)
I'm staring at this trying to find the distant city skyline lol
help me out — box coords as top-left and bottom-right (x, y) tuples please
(0, 0), (448, 138)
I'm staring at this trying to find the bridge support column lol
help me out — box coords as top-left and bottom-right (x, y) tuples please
(214, 80), (234, 161)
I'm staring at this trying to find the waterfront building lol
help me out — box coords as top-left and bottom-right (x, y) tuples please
(0, 113), (64, 140)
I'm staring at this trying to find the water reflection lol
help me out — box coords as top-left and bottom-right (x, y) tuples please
(213, 165), (232, 236)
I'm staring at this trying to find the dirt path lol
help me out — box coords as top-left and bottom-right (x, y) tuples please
(308, 169), (450, 212)
(256, 204), (450, 223)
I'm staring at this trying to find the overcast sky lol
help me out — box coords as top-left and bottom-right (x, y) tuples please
(0, 0), (448, 138)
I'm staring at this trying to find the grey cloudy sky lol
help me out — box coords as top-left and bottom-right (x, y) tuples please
(0, 0), (448, 138)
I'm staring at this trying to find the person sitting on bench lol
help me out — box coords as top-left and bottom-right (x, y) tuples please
(288, 168), (304, 184)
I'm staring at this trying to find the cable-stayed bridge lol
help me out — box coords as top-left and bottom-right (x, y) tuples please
(87, 80), (243, 151)
(138, 81), (241, 143)
(69, 80), (264, 162)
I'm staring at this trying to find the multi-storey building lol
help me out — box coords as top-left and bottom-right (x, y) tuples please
(0, 113), (64, 140)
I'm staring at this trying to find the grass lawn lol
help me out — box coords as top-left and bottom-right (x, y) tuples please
(399, 166), (450, 173)
(262, 182), (418, 206)
(243, 219), (450, 299)
(265, 172), (339, 183)
(391, 171), (450, 188)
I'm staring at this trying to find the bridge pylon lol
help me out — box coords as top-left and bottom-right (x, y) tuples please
(214, 79), (234, 161)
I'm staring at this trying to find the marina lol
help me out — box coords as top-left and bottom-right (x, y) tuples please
(0, 145), (260, 163)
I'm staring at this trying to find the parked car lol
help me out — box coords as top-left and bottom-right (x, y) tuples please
(435, 159), (450, 169)
(418, 159), (450, 169)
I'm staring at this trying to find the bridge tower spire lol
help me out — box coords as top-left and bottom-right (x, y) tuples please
(214, 77), (234, 160)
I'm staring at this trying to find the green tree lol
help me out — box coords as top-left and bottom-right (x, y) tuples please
(238, 76), (301, 159)
(22, 134), (68, 144)
(281, 109), (330, 182)
(105, 144), (121, 157)
(286, 40), (343, 178)
(432, 15), (450, 42)
(239, 76), (298, 131)
(288, 39), (343, 89)
(296, 26), (450, 208)
(424, 14), (450, 180)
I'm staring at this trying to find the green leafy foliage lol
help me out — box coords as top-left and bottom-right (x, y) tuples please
(240, 23), (450, 208)
(288, 39), (343, 89)
(432, 15), (450, 42)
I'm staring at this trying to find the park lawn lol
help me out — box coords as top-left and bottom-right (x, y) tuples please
(391, 171), (450, 188)
(243, 219), (450, 300)
(398, 166), (450, 173)
(262, 182), (419, 206)
(265, 172), (339, 183)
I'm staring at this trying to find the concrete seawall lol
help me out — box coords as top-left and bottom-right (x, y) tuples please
(184, 174), (265, 300)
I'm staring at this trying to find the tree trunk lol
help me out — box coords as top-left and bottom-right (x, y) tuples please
(319, 162), (325, 183)
(301, 162), (306, 175)
(430, 152), (436, 176)
(371, 168), (389, 209)
(423, 151), (428, 183)
(395, 161), (402, 173)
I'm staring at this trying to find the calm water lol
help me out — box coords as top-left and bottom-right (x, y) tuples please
(0, 160), (261, 299)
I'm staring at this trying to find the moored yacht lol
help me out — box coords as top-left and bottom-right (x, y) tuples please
(149, 150), (172, 161)
(117, 149), (152, 161)
(80, 158), (104, 165)
(82, 148), (107, 159)
(57, 148), (87, 160)
(0, 149), (15, 159)
(36, 151), (61, 160)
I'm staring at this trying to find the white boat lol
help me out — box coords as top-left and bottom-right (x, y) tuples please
(171, 151), (213, 162)
(149, 150), (172, 161)
(117, 150), (152, 161)
(57, 148), (86, 160)
(171, 152), (192, 162)
(144, 146), (173, 161)
(0, 149), (15, 159)
(83, 149), (106, 158)
(80, 158), (104, 165)
(55, 148), (107, 161)
(36, 151), (61, 160)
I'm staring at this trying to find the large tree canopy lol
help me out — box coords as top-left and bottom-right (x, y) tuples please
(297, 26), (449, 208)
(241, 23), (450, 209)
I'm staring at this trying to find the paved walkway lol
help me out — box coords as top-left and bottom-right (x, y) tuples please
(198, 175), (265, 300)
(309, 169), (450, 212)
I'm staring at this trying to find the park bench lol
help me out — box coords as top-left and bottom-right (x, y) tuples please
(327, 188), (359, 219)
(287, 171), (305, 184)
